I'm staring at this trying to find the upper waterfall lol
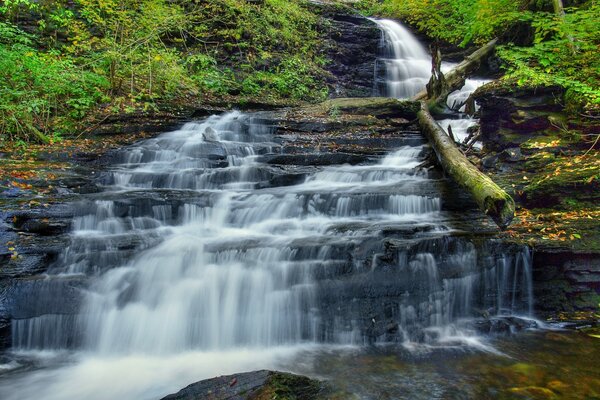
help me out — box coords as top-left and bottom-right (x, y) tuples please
(372, 19), (432, 98)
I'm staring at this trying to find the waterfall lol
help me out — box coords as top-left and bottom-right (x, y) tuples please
(372, 18), (493, 149)
(372, 19), (432, 98)
(10, 113), (533, 355)
(2, 19), (535, 400)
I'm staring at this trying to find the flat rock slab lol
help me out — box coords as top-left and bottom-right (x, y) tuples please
(261, 153), (370, 166)
(161, 370), (328, 400)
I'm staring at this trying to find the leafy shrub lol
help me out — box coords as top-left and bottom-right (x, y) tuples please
(498, 4), (600, 111)
(0, 0), (330, 142)
(0, 22), (107, 142)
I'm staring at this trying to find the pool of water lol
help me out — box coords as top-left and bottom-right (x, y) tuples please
(289, 329), (600, 400)
(1, 329), (597, 399)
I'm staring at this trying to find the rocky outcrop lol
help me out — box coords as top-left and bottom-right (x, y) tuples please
(533, 250), (600, 316)
(475, 83), (600, 317)
(473, 84), (565, 151)
(160, 370), (334, 400)
(314, 5), (380, 98)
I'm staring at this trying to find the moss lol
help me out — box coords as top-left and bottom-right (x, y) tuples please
(572, 293), (600, 311)
(249, 372), (343, 400)
(521, 152), (599, 209)
(320, 98), (420, 119)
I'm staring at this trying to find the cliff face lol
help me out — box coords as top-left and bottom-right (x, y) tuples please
(317, 8), (380, 98)
(474, 84), (600, 318)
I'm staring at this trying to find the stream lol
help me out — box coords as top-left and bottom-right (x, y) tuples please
(0, 18), (598, 400)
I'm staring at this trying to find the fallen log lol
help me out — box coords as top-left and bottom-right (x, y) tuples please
(417, 101), (515, 228)
(412, 38), (498, 110)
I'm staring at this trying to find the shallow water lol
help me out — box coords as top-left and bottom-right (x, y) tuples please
(1, 330), (598, 399)
(291, 330), (600, 400)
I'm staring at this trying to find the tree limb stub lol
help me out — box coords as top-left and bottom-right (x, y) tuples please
(417, 101), (515, 229)
(412, 38), (498, 108)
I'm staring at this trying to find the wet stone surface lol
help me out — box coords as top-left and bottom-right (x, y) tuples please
(0, 99), (534, 355)
(161, 370), (330, 400)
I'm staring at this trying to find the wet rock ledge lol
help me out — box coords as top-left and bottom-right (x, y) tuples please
(160, 370), (345, 400)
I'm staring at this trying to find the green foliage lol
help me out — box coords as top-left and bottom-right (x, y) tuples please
(0, 22), (108, 141)
(498, 4), (600, 111)
(356, 0), (526, 45)
(0, 0), (329, 142)
(357, 0), (600, 113)
(240, 57), (328, 101)
(190, 0), (327, 100)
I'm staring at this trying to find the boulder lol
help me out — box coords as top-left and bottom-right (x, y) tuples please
(161, 370), (332, 400)
(312, 5), (381, 98)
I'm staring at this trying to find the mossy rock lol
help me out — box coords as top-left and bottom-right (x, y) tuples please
(251, 372), (335, 400)
(161, 370), (353, 400)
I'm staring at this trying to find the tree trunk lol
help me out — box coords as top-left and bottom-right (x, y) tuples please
(412, 38), (498, 110)
(552, 0), (576, 54)
(552, 0), (566, 16)
(32, 128), (50, 144)
(417, 102), (515, 228)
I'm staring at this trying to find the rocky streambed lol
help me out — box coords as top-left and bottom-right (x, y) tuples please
(0, 95), (598, 399)
(0, 5), (599, 399)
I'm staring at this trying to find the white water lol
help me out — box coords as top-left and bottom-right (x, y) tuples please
(440, 78), (491, 148)
(372, 19), (432, 98)
(1, 21), (532, 400)
(373, 18), (491, 149)
(1, 113), (534, 399)
(0, 347), (314, 400)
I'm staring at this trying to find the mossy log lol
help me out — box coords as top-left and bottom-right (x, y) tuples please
(24, 122), (50, 144)
(417, 101), (515, 228)
(413, 38), (498, 110)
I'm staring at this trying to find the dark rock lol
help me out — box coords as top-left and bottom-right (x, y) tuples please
(481, 153), (499, 169)
(15, 219), (70, 236)
(258, 172), (308, 189)
(474, 85), (565, 151)
(0, 317), (9, 349)
(260, 153), (370, 166)
(90, 111), (189, 136)
(10, 205), (74, 236)
(314, 6), (380, 98)
(499, 147), (523, 162)
(472, 316), (537, 335)
(161, 370), (329, 400)
(1, 187), (31, 198)
(533, 250), (600, 315)
(321, 98), (420, 120)
(0, 276), (86, 320)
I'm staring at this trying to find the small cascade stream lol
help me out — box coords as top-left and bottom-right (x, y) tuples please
(0, 111), (534, 399)
(0, 17), (539, 400)
(373, 19), (432, 98)
(374, 18), (490, 147)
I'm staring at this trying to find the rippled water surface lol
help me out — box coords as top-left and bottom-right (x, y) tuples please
(291, 330), (600, 400)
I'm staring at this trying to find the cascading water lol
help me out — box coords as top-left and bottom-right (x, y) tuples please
(1, 110), (534, 399)
(373, 19), (432, 98)
(0, 19), (535, 400)
(438, 78), (491, 147)
(372, 18), (491, 148)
